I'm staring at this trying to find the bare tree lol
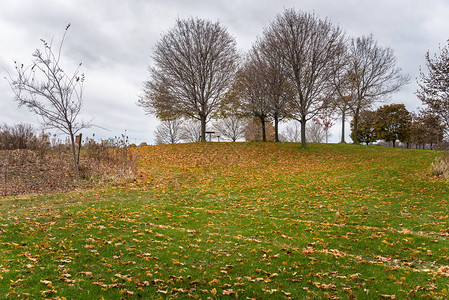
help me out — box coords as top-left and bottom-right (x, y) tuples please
(262, 9), (346, 147)
(213, 115), (246, 142)
(138, 18), (239, 141)
(232, 56), (271, 142)
(329, 44), (356, 143)
(416, 41), (449, 138)
(347, 35), (409, 143)
(332, 95), (354, 143)
(154, 119), (182, 145)
(314, 107), (336, 143)
(231, 42), (295, 142)
(252, 39), (294, 142)
(5, 24), (89, 178)
(306, 120), (326, 143)
(409, 109), (445, 149)
(180, 119), (202, 143)
(282, 121), (301, 143)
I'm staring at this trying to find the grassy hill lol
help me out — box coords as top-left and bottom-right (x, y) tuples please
(0, 142), (448, 299)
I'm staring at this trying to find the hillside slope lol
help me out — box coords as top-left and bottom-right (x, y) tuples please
(1, 143), (448, 299)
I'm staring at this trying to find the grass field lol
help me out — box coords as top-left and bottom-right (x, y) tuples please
(0, 142), (448, 299)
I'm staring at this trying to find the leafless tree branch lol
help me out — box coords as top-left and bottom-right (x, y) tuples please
(138, 18), (238, 141)
(262, 9), (346, 147)
(347, 35), (410, 143)
(5, 24), (90, 178)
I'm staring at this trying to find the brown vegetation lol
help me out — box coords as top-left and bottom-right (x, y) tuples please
(431, 151), (449, 177)
(1, 149), (76, 196)
(0, 138), (138, 197)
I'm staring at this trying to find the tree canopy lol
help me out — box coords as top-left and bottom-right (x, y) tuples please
(417, 40), (449, 139)
(374, 104), (411, 148)
(350, 109), (377, 145)
(262, 9), (345, 147)
(347, 35), (410, 143)
(138, 18), (239, 141)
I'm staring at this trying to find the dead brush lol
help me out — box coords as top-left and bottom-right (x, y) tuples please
(0, 148), (75, 196)
(79, 135), (137, 184)
(0, 125), (139, 196)
(431, 151), (449, 177)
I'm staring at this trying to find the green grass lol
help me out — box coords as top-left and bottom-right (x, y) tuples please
(0, 142), (448, 299)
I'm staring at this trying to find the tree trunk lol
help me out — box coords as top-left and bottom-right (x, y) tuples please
(260, 116), (267, 142)
(69, 130), (80, 180)
(300, 115), (307, 148)
(340, 109), (346, 143)
(352, 114), (359, 144)
(274, 114), (279, 142)
(200, 114), (207, 142)
(392, 140), (396, 148)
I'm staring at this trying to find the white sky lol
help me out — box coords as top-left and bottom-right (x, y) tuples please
(1, 0), (449, 144)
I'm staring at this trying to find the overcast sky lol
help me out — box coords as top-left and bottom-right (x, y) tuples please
(1, 0), (449, 144)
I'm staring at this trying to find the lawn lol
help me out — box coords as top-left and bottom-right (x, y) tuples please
(0, 142), (448, 299)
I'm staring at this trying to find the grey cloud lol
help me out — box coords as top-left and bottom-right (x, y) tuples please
(1, 0), (449, 143)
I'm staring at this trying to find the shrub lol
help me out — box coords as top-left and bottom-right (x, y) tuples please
(0, 123), (35, 150)
(79, 135), (137, 184)
(436, 141), (449, 150)
(431, 151), (449, 177)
